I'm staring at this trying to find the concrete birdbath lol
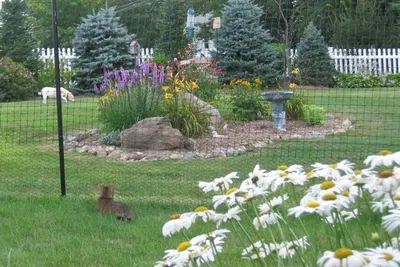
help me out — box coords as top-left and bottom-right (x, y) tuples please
(261, 91), (294, 131)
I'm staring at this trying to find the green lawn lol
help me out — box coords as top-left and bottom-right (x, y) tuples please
(1, 88), (399, 266)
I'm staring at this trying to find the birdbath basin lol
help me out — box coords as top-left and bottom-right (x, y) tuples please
(261, 91), (294, 131)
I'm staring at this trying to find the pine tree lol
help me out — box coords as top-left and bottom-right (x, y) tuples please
(0, 0), (38, 72)
(154, 0), (189, 59)
(72, 7), (134, 92)
(294, 22), (335, 86)
(214, 0), (282, 84)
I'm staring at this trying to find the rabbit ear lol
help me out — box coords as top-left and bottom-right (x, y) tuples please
(110, 183), (115, 195)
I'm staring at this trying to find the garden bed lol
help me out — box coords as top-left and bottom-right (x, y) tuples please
(64, 113), (352, 162)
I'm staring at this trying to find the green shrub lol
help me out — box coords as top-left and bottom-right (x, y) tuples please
(285, 90), (313, 120)
(0, 57), (37, 102)
(37, 60), (74, 91)
(99, 131), (121, 146)
(160, 97), (211, 138)
(385, 74), (400, 87)
(334, 73), (386, 88)
(303, 104), (327, 126)
(227, 79), (270, 121)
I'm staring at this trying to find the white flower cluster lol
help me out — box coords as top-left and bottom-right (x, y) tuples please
(156, 150), (400, 267)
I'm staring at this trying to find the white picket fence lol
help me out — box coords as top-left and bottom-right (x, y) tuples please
(38, 47), (400, 75)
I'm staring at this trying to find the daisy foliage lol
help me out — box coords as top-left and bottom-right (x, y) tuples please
(156, 150), (400, 266)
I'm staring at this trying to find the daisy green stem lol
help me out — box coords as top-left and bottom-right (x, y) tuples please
(235, 220), (267, 266)
(322, 217), (336, 250)
(351, 210), (368, 247)
(335, 210), (356, 248)
(210, 239), (223, 267)
(278, 214), (308, 267)
(361, 187), (381, 233)
(229, 212), (258, 267)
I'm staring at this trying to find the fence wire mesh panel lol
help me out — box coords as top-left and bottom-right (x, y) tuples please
(1, 0), (400, 266)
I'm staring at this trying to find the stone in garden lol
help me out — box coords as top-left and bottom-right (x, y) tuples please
(180, 92), (224, 127)
(120, 117), (184, 150)
(184, 138), (197, 151)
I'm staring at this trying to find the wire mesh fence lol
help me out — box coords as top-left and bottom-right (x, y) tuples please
(1, 0), (400, 199)
(3, 0), (400, 266)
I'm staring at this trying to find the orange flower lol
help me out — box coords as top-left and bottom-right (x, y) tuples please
(289, 83), (297, 89)
(164, 93), (173, 99)
(162, 85), (170, 91)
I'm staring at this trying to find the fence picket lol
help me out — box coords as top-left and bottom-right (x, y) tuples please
(37, 47), (400, 75)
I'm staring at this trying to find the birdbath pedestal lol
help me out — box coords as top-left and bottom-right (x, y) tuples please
(261, 91), (294, 131)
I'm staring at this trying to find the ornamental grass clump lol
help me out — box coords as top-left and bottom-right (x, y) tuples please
(156, 150), (400, 266)
(160, 77), (211, 137)
(96, 60), (165, 132)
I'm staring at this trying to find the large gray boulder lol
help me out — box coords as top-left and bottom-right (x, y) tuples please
(120, 117), (184, 150)
(180, 92), (224, 128)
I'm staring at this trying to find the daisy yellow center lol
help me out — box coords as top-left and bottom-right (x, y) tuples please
(334, 248), (353, 259)
(329, 163), (338, 169)
(322, 193), (337, 201)
(382, 252), (394, 261)
(341, 190), (350, 197)
(279, 172), (288, 178)
(306, 201), (320, 208)
(177, 241), (191, 252)
(194, 206), (209, 212)
(170, 214), (181, 220)
(306, 171), (316, 179)
(226, 187), (238, 195)
(395, 195), (400, 201)
(379, 170), (393, 179)
(320, 180), (335, 190)
(379, 150), (393, 156)
(278, 165), (288, 171)
(355, 169), (362, 175)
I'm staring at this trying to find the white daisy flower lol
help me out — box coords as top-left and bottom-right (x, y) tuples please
(162, 213), (193, 237)
(382, 209), (400, 233)
(364, 150), (400, 169)
(154, 259), (184, 267)
(212, 206), (242, 228)
(363, 246), (400, 266)
(198, 171), (239, 193)
(275, 236), (310, 259)
(163, 241), (203, 266)
(370, 169), (400, 192)
(241, 240), (271, 260)
(269, 170), (307, 192)
(352, 169), (376, 186)
(189, 230), (229, 266)
(312, 160), (355, 180)
(288, 195), (335, 217)
(212, 187), (245, 209)
(383, 237), (400, 249)
(183, 206), (216, 223)
(258, 194), (289, 214)
(253, 211), (281, 230)
(317, 248), (366, 267)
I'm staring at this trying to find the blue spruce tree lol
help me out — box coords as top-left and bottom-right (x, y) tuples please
(72, 8), (134, 92)
(294, 22), (335, 86)
(214, 0), (283, 84)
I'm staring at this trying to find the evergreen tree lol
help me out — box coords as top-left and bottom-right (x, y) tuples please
(214, 0), (282, 84)
(154, 0), (189, 59)
(294, 22), (335, 86)
(72, 7), (134, 92)
(0, 0), (38, 72)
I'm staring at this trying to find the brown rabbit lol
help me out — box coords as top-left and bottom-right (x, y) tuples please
(96, 183), (134, 221)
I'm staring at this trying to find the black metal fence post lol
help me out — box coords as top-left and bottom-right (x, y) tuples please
(51, 0), (66, 196)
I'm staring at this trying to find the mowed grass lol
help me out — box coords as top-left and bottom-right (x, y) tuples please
(1, 88), (400, 266)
